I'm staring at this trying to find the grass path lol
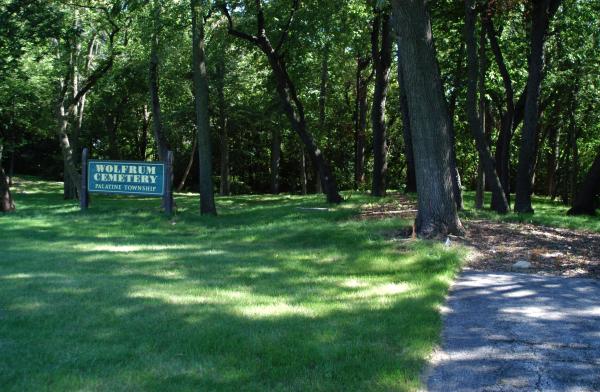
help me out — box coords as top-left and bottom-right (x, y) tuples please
(0, 179), (463, 391)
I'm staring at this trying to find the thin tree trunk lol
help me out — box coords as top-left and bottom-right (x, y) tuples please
(354, 56), (369, 189)
(392, 0), (464, 238)
(515, 0), (561, 213)
(191, 0), (217, 214)
(568, 150), (600, 216)
(219, 118), (230, 196)
(177, 137), (196, 192)
(464, 0), (508, 213)
(371, 9), (392, 197)
(396, 45), (416, 193)
(475, 13), (486, 210)
(216, 60), (230, 196)
(221, 1), (342, 203)
(547, 126), (559, 198)
(8, 146), (15, 186)
(149, 0), (169, 162)
(270, 128), (281, 194)
(485, 16), (515, 207)
(139, 105), (150, 160)
(300, 146), (307, 195)
(568, 118), (579, 203)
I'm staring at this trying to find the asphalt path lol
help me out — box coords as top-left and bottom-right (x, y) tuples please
(426, 271), (600, 392)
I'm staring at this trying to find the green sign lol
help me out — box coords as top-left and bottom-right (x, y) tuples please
(88, 160), (165, 197)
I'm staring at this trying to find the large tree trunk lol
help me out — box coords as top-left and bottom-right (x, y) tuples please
(222, 1), (342, 203)
(514, 0), (561, 213)
(568, 151), (600, 216)
(354, 56), (369, 189)
(464, 0), (508, 213)
(396, 45), (416, 193)
(371, 9), (392, 197)
(149, 0), (169, 162)
(57, 93), (81, 199)
(191, 0), (216, 215)
(270, 128), (281, 194)
(392, 0), (464, 238)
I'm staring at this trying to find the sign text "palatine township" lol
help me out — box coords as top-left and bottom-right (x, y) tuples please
(93, 164), (159, 184)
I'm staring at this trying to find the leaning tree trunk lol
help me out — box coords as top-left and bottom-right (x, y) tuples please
(149, 0), (169, 162)
(177, 137), (196, 192)
(221, 1), (342, 203)
(191, 0), (217, 215)
(514, 0), (561, 213)
(371, 10), (392, 197)
(464, 0), (508, 213)
(396, 45), (416, 193)
(392, 0), (464, 238)
(568, 150), (600, 216)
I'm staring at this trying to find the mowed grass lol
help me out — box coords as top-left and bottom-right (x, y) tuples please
(459, 191), (600, 233)
(0, 178), (463, 391)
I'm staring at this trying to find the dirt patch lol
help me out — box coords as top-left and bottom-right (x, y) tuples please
(356, 193), (417, 220)
(459, 220), (600, 278)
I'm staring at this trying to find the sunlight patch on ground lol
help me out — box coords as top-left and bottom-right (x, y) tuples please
(237, 303), (317, 319)
(129, 290), (213, 305)
(1, 272), (68, 280)
(76, 243), (215, 253)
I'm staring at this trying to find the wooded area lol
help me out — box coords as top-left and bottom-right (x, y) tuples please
(1, 0), (599, 236)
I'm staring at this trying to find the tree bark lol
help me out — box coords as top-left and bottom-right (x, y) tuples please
(300, 146), (307, 195)
(216, 59), (230, 196)
(177, 137), (196, 192)
(514, 0), (561, 213)
(546, 126), (559, 198)
(392, 0), (464, 238)
(191, 0), (217, 215)
(371, 9), (392, 197)
(270, 128), (281, 194)
(0, 144), (15, 212)
(149, 0), (169, 162)
(354, 56), (369, 189)
(464, 0), (508, 213)
(221, 1), (342, 203)
(139, 105), (150, 160)
(568, 150), (600, 216)
(485, 16), (514, 207)
(396, 45), (416, 193)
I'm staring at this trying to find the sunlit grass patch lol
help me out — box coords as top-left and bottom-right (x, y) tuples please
(0, 178), (464, 391)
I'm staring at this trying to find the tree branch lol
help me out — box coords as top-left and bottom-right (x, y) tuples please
(218, 2), (258, 43)
(274, 0), (299, 54)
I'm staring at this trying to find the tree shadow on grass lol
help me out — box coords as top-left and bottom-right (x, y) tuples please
(0, 189), (461, 391)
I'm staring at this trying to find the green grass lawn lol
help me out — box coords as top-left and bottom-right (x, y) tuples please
(0, 179), (463, 391)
